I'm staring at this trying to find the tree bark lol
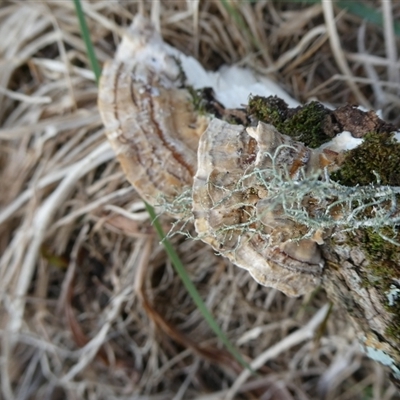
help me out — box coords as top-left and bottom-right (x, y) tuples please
(323, 230), (400, 387)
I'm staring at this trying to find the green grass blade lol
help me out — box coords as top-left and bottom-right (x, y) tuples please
(73, 0), (252, 373)
(145, 203), (253, 372)
(279, 0), (400, 37)
(73, 0), (101, 84)
(219, 0), (263, 52)
(336, 1), (400, 37)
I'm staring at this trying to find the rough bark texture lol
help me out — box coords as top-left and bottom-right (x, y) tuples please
(323, 233), (400, 388)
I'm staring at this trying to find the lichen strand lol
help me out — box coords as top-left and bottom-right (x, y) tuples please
(331, 132), (400, 186)
(247, 96), (333, 148)
(358, 227), (400, 341)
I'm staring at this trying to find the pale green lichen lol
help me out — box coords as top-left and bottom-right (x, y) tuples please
(232, 146), (400, 239)
(161, 144), (400, 248)
(364, 346), (400, 379)
(387, 285), (400, 307)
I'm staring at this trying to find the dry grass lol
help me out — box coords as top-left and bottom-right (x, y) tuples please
(1, 1), (400, 399)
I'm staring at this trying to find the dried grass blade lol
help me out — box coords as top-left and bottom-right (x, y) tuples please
(322, 0), (371, 108)
(226, 303), (330, 399)
(219, 0), (262, 52)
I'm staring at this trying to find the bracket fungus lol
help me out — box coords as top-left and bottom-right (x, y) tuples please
(98, 15), (400, 385)
(98, 16), (208, 204)
(98, 16), (343, 297)
(192, 119), (329, 296)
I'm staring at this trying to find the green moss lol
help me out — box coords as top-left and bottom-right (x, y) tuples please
(356, 227), (400, 340)
(247, 95), (287, 127)
(187, 86), (208, 115)
(363, 228), (399, 264)
(247, 96), (332, 148)
(360, 227), (400, 283)
(188, 87), (246, 124)
(282, 101), (333, 148)
(387, 322), (400, 341)
(331, 132), (400, 186)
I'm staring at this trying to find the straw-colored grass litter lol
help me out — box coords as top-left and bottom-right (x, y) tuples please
(1, 1), (399, 399)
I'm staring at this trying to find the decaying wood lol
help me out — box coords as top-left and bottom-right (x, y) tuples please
(98, 15), (400, 386)
(322, 237), (400, 385)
